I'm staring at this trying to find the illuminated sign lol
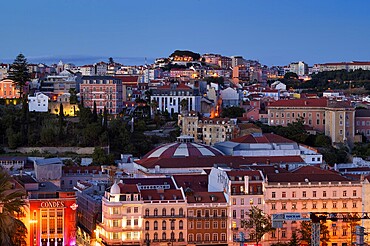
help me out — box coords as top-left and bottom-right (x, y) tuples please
(70, 203), (78, 210)
(40, 201), (65, 208)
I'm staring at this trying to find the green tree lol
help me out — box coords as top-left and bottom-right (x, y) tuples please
(298, 220), (330, 246)
(68, 88), (78, 104)
(284, 72), (298, 80)
(241, 206), (273, 246)
(108, 57), (114, 65)
(92, 101), (98, 122)
(289, 231), (300, 246)
(150, 99), (158, 119)
(58, 103), (64, 140)
(8, 53), (30, 99)
(221, 106), (245, 118)
(103, 106), (108, 130)
(0, 169), (28, 245)
(92, 147), (114, 165)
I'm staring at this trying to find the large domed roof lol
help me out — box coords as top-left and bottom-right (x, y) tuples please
(142, 136), (224, 159)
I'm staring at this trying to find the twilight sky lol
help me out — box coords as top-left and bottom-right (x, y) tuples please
(0, 0), (369, 66)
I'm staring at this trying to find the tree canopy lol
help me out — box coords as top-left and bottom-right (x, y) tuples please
(221, 106), (245, 118)
(8, 53), (30, 99)
(0, 169), (28, 245)
(170, 50), (201, 61)
(241, 206), (273, 246)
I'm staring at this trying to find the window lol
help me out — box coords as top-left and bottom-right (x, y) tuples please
(134, 207), (138, 213)
(241, 198), (244, 205)
(353, 202), (357, 208)
(154, 209), (158, 216)
(271, 231), (276, 238)
(179, 232), (183, 240)
(282, 230), (286, 238)
(292, 191), (296, 198)
(154, 221), (158, 230)
(241, 209), (245, 219)
(171, 208), (175, 216)
(292, 203), (297, 210)
(205, 233), (210, 242)
(323, 191), (326, 197)
(179, 220), (183, 230)
(162, 208), (166, 216)
(272, 203), (276, 210)
(333, 191), (337, 197)
(113, 220), (119, 227)
(353, 190), (357, 196)
(162, 232), (166, 240)
(313, 191), (316, 197)
(343, 202), (347, 208)
(221, 221), (226, 229)
(134, 219), (138, 226)
(272, 192), (276, 198)
(212, 233), (218, 241)
(127, 207), (132, 214)
(232, 198), (236, 205)
(162, 221), (166, 230)
(333, 202), (337, 208)
(343, 191), (347, 197)
(282, 192), (286, 198)
(127, 219), (131, 226)
(303, 191), (306, 197)
(113, 232), (119, 240)
(188, 221), (193, 229)
(233, 210), (236, 219)
(221, 233), (226, 242)
(302, 202), (307, 209)
(145, 221), (149, 230)
(343, 229), (347, 236)
(145, 209), (149, 216)
(113, 207), (119, 214)
(205, 221), (210, 229)
(179, 208), (183, 216)
(213, 221), (218, 229)
(282, 203), (287, 210)
(323, 202), (327, 209)
(196, 233), (202, 242)
(196, 221), (202, 229)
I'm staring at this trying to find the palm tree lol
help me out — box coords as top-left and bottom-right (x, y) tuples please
(0, 169), (27, 245)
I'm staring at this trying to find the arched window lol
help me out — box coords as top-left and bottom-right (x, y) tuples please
(154, 208), (158, 216)
(154, 232), (158, 240)
(179, 232), (183, 240)
(145, 221), (149, 230)
(179, 220), (183, 230)
(145, 233), (149, 240)
(162, 208), (166, 216)
(188, 234), (194, 242)
(170, 208), (175, 216)
(171, 231), (175, 240)
(196, 233), (202, 242)
(162, 220), (166, 230)
(145, 209), (149, 216)
(170, 220), (175, 230)
(162, 232), (166, 240)
(179, 208), (183, 216)
(154, 221), (158, 230)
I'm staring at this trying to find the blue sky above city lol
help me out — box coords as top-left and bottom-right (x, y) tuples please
(1, 0), (369, 66)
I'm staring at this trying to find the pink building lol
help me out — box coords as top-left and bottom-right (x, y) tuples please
(80, 76), (123, 115)
(355, 109), (370, 140)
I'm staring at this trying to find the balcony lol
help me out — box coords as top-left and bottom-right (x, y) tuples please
(144, 214), (185, 219)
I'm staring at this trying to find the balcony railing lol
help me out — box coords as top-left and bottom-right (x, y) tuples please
(144, 214), (185, 218)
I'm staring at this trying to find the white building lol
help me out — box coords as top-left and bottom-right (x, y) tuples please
(289, 61), (308, 76)
(220, 87), (239, 107)
(28, 92), (49, 112)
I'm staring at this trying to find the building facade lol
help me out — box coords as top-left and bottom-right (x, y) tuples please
(80, 76), (123, 115)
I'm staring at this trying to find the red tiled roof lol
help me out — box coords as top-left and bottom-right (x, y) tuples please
(117, 183), (140, 193)
(158, 83), (192, 90)
(231, 133), (295, 144)
(114, 75), (139, 84)
(267, 172), (350, 183)
(173, 174), (208, 192)
(268, 98), (328, 108)
(140, 189), (184, 201)
(187, 191), (226, 203)
(136, 155), (304, 169)
(226, 170), (262, 180)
